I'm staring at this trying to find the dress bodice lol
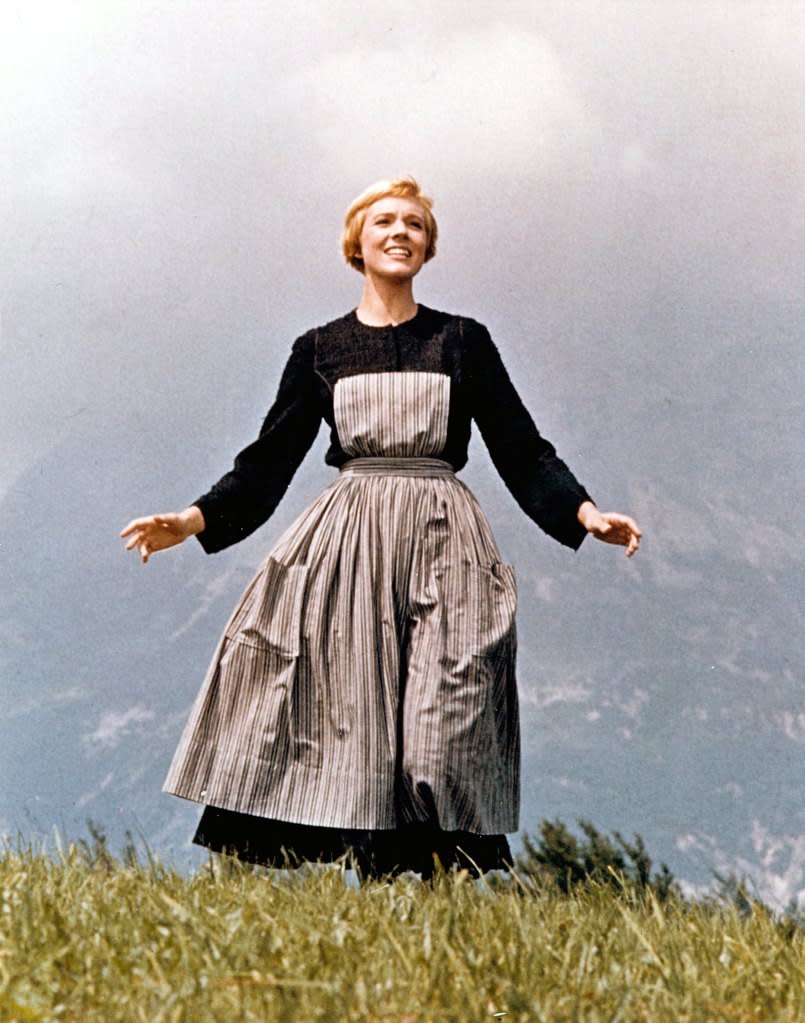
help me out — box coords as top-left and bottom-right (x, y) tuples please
(193, 306), (592, 553)
(334, 372), (450, 458)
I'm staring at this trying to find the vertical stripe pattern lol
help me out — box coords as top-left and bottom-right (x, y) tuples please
(333, 372), (450, 458)
(164, 371), (520, 834)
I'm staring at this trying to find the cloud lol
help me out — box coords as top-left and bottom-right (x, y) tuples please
(282, 22), (594, 182)
(0, 685), (86, 721)
(83, 706), (155, 752)
(677, 824), (805, 910)
(777, 712), (805, 746)
(524, 676), (593, 710)
(75, 770), (115, 810)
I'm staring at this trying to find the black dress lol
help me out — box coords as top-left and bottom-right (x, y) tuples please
(163, 306), (591, 875)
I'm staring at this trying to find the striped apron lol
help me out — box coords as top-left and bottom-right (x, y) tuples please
(164, 371), (520, 835)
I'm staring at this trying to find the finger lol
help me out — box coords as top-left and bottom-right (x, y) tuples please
(121, 515), (159, 537)
(120, 519), (144, 537)
(621, 515), (641, 537)
(604, 512), (640, 529)
(125, 529), (149, 550)
(606, 525), (631, 548)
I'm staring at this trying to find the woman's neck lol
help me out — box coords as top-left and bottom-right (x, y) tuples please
(355, 277), (418, 327)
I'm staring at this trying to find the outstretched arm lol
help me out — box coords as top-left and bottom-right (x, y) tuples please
(120, 506), (205, 564)
(121, 331), (322, 560)
(577, 501), (641, 557)
(466, 322), (593, 549)
(189, 331), (322, 553)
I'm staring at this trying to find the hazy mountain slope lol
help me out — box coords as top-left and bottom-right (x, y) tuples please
(2, 406), (802, 906)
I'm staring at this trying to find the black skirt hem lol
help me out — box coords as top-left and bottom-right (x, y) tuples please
(193, 806), (513, 878)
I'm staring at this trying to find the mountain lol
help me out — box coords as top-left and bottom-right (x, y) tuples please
(2, 406), (803, 909)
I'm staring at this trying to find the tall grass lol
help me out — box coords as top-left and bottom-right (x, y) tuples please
(1, 839), (803, 1022)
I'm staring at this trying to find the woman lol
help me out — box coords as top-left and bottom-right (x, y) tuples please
(121, 177), (641, 876)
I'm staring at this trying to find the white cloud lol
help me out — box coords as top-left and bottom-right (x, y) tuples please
(527, 678), (593, 710)
(676, 825), (805, 911)
(777, 712), (805, 745)
(612, 687), (649, 723)
(75, 770), (115, 809)
(1, 685), (86, 721)
(281, 23), (595, 183)
(84, 706), (155, 752)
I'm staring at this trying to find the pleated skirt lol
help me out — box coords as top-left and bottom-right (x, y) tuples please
(164, 457), (520, 873)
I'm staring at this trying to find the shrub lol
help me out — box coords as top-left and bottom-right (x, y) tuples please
(516, 818), (680, 900)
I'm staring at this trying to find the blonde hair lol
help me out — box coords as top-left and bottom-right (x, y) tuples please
(341, 176), (438, 273)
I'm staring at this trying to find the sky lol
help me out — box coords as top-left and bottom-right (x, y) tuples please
(3, 1), (800, 491)
(4, 0), (801, 637)
(1, 0), (803, 897)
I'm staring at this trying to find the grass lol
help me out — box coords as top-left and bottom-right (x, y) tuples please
(1, 839), (803, 1022)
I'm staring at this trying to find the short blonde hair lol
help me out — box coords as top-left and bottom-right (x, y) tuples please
(341, 176), (438, 273)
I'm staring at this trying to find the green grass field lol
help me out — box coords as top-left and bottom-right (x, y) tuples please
(1, 840), (803, 1023)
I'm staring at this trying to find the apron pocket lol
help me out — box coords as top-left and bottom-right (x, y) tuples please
(225, 559), (308, 658)
(443, 560), (517, 669)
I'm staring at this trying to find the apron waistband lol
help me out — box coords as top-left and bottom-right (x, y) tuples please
(339, 456), (455, 478)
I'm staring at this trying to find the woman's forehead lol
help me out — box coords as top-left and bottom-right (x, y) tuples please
(365, 196), (426, 219)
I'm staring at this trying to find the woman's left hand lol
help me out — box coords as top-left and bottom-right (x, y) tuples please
(577, 501), (642, 557)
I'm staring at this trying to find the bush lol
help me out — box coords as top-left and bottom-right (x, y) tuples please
(516, 818), (680, 900)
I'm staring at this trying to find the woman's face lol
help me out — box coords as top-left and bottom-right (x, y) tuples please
(357, 197), (428, 281)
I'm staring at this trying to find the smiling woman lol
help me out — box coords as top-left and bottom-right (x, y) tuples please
(356, 198), (428, 283)
(121, 176), (640, 877)
(341, 176), (438, 275)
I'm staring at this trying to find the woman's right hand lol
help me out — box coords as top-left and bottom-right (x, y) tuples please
(120, 506), (205, 564)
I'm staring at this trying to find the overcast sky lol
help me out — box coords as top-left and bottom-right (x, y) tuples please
(2, 0), (801, 503)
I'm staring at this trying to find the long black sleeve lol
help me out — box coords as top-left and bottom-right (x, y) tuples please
(191, 310), (591, 553)
(465, 322), (592, 550)
(193, 332), (322, 553)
